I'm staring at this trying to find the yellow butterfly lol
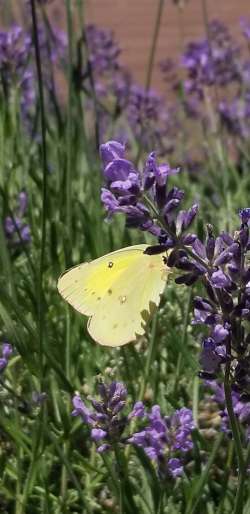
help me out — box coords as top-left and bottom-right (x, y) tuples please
(57, 244), (170, 347)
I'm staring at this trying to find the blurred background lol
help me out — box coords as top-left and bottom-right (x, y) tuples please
(2, 0), (250, 89)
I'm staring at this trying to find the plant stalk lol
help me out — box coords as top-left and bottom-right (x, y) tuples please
(30, 0), (48, 386)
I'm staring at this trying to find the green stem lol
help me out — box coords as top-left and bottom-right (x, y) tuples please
(30, 0), (48, 387)
(185, 433), (224, 514)
(136, 0), (165, 164)
(145, 0), (165, 91)
(233, 469), (246, 514)
(113, 444), (136, 514)
(217, 440), (234, 514)
(233, 444), (250, 514)
(125, 315), (158, 459)
(0, 378), (28, 406)
(173, 287), (192, 397)
(60, 308), (71, 501)
(25, 6), (49, 509)
(138, 314), (158, 401)
(107, 445), (126, 514)
(157, 488), (165, 514)
(224, 358), (244, 473)
(224, 348), (245, 514)
(65, 0), (74, 259)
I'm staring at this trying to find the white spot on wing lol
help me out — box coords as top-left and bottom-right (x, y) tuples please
(119, 295), (127, 304)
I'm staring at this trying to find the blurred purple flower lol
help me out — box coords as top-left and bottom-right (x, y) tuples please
(85, 24), (121, 75)
(0, 25), (34, 112)
(181, 20), (240, 99)
(206, 381), (250, 440)
(4, 192), (31, 248)
(240, 18), (250, 41)
(0, 342), (13, 372)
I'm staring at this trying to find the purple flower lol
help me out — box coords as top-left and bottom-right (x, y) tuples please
(72, 380), (194, 478)
(181, 20), (240, 99)
(210, 270), (232, 289)
(239, 208), (250, 225)
(32, 391), (47, 405)
(200, 338), (225, 374)
(192, 297), (219, 326)
(128, 401), (145, 419)
(4, 192), (31, 248)
(124, 85), (177, 155)
(129, 405), (194, 479)
(72, 395), (96, 425)
(212, 324), (229, 343)
(176, 204), (199, 236)
(72, 382), (129, 452)
(100, 140), (197, 240)
(85, 24), (121, 75)
(100, 140), (125, 167)
(240, 19), (250, 41)
(0, 25), (34, 112)
(2, 343), (13, 359)
(168, 458), (183, 477)
(91, 428), (107, 441)
(0, 342), (12, 372)
(206, 381), (250, 439)
(99, 139), (250, 400)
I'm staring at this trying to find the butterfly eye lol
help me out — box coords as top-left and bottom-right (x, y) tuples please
(108, 261), (114, 268)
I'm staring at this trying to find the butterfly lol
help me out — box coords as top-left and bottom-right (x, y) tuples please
(57, 244), (170, 347)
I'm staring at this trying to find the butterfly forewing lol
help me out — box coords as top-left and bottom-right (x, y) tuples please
(88, 251), (168, 346)
(58, 245), (148, 315)
(57, 244), (170, 346)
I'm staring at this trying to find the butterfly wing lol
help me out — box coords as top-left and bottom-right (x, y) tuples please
(57, 244), (170, 346)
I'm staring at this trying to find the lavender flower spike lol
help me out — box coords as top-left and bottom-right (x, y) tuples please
(72, 381), (129, 452)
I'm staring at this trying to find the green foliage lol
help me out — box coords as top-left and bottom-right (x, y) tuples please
(0, 2), (250, 513)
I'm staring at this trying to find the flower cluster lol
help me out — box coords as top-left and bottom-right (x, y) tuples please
(189, 211), (250, 392)
(85, 24), (121, 75)
(181, 20), (240, 98)
(36, 24), (67, 66)
(206, 381), (250, 440)
(129, 406), (194, 478)
(72, 381), (194, 478)
(181, 19), (250, 142)
(100, 140), (250, 399)
(159, 18), (250, 155)
(77, 24), (177, 152)
(124, 84), (177, 154)
(0, 21), (67, 120)
(4, 192), (31, 248)
(72, 381), (132, 453)
(169, 212), (250, 392)
(0, 25), (34, 112)
(100, 140), (198, 243)
(0, 343), (13, 373)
